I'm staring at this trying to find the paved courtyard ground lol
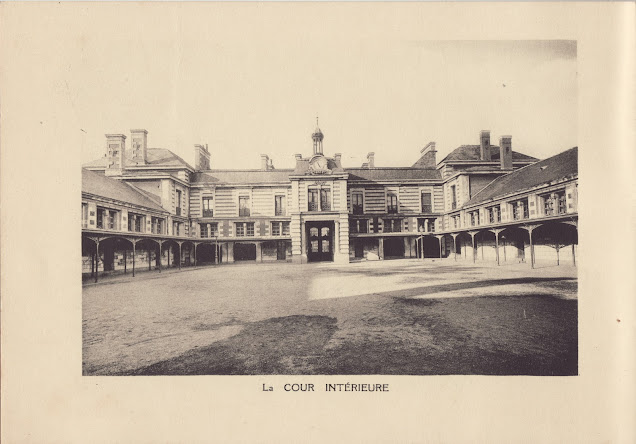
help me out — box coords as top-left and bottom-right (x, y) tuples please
(82, 259), (578, 376)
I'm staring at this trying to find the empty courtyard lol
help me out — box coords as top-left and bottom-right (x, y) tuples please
(82, 259), (577, 376)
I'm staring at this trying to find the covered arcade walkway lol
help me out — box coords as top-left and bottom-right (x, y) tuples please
(442, 214), (578, 268)
(82, 229), (222, 283)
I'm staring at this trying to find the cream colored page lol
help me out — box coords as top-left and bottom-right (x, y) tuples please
(1, 2), (634, 443)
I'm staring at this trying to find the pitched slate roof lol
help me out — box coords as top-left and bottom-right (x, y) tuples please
(191, 167), (442, 184)
(82, 168), (167, 213)
(440, 145), (538, 163)
(345, 168), (442, 182)
(191, 170), (295, 185)
(464, 147), (578, 207)
(83, 148), (193, 170)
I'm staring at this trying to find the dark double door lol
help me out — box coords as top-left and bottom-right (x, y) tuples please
(306, 221), (334, 262)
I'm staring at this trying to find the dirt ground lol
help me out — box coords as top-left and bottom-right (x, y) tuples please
(82, 259), (577, 376)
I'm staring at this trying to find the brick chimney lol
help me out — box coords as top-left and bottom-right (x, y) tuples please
(500, 136), (513, 170)
(367, 152), (375, 168)
(415, 142), (437, 168)
(480, 130), (491, 161)
(130, 129), (148, 165)
(261, 154), (270, 170)
(195, 144), (210, 171)
(105, 134), (126, 176)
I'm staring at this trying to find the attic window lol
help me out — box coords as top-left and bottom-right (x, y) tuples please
(540, 166), (548, 171)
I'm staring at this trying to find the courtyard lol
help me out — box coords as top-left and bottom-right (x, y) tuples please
(82, 259), (578, 376)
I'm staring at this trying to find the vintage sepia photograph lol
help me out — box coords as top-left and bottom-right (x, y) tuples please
(80, 39), (578, 376)
(3, 2), (634, 442)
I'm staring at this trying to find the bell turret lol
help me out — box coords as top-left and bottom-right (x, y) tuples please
(312, 117), (324, 155)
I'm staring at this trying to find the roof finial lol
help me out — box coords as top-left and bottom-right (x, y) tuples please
(316, 115), (319, 127)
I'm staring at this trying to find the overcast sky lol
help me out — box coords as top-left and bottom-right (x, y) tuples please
(70, 7), (577, 170)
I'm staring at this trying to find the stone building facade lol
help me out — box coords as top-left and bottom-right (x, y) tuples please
(82, 125), (578, 280)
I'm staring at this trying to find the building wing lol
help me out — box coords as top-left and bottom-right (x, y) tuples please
(464, 147), (578, 207)
(82, 168), (168, 213)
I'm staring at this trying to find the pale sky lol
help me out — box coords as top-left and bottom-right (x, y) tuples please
(66, 8), (577, 170)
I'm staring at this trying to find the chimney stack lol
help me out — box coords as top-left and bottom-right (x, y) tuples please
(334, 153), (342, 167)
(417, 142), (437, 168)
(130, 129), (148, 165)
(194, 144), (210, 171)
(480, 130), (491, 161)
(499, 136), (513, 170)
(105, 134), (126, 176)
(261, 154), (270, 171)
(367, 152), (375, 168)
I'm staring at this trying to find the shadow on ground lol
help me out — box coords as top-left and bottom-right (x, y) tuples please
(119, 295), (577, 376)
(124, 315), (338, 375)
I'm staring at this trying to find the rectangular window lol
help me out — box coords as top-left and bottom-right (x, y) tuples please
(200, 223), (208, 238)
(512, 198), (529, 220)
(97, 207), (118, 230)
(235, 222), (254, 237)
(352, 193), (364, 215)
(271, 221), (290, 236)
(453, 215), (460, 229)
(176, 190), (182, 216)
(542, 190), (566, 216)
(320, 189), (331, 211)
(470, 211), (480, 226)
(239, 196), (250, 217)
(308, 189), (319, 211)
(275, 195), (286, 216)
(96, 208), (104, 229)
(418, 218), (435, 233)
(172, 221), (180, 236)
(383, 219), (402, 233)
(487, 205), (501, 224)
(351, 219), (368, 234)
(421, 192), (432, 213)
(272, 222), (281, 236)
(558, 191), (567, 214)
(82, 203), (88, 228)
(451, 185), (457, 210)
(387, 194), (398, 214)
(210, 223), (218, 237)
(107, 211), (116, 229)
(202, 197), (213, 217)
(151, 217), (163, 234)
(128, 213), (142, 232)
